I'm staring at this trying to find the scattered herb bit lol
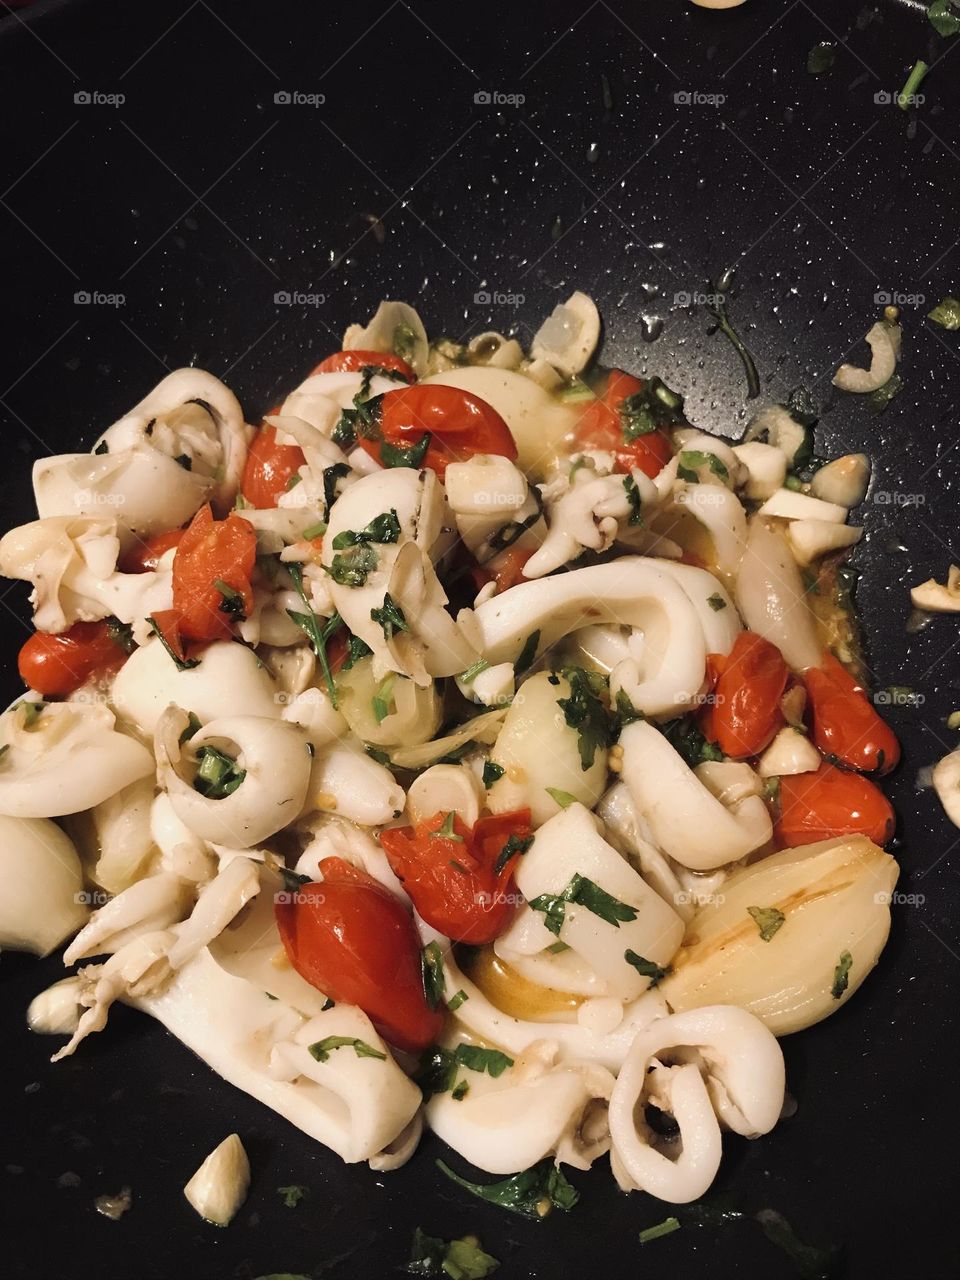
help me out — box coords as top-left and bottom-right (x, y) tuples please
(898, 59), (929, 109)
(340, 634), (373, 672)
(515, 629), (541, 676)
(147, 615), (200, 671)
(381, 433), (431, 469)
(285, 563), (343, 708)
(615, 689), (643, 727)
(747, 905), (786, 942)
(416, 1046), (458, 1099)
(706, 267), (761, 399)
(214, 577), (246, 619)
(545, 786), (576, 808)
(308, 1036), (386, 1063)
(178, 711), (202, 744)
(624, 950), (669, 986)
(405, 1227), (500, 1278)
(460, 658), (490, 684)
(928, 295), (960, 329)
(321, 996), (335, 1011)
(929, 0), (960, 36)
(707, 593), (727, 611)
(482, 760), (505, 788)
(277, 1185), (308, 1208)
(326, 541), (379, 587)
(619, 377), (685, 441)
(174, 452), (192, 470)
(421, 941), (446, 1009)
(17, 699), (46, 727)
(640, 1216), (681, 1244)
(762, 776), (782, 803)
(93, 440), (109, 455)
(322, 461), (351, 516)
(622, 473), (644, 525)
(372, 673), (396, 724)
(451, 1080), (470, 1103)
(193, 745), (246, 800)
(806, 42), (836, 74)
(301, 520), (326, 541)
(279, 866), (310, 894)
(494, 832), (534, 876)
(557, 666), (615, 770)
(547, 940), (570, 954)
(285, 472), (301, 491)
(755, 1209), (842, 1279)
(436, 1158), (579, 1220)
(658, 717), (724, 767)
(371, 592), (409, 641)
(447, 989), (468, 1012)
(484, 487), (544, 557)
(831, 950), (852, 1000)
(677, 450), (729, 485)
(529, 873), (636, 937)
(430, 812), (464, 842)
(331, 508), (401, 550)
(867, 373), (903, 414)
(455, 1044), (514, 1078)
(106, 617), (135, 654)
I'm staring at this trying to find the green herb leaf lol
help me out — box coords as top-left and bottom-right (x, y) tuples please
(928, 295), (960, 329)
(831, 949), (852, 1000)
(707, 592), (727, 611)
(193, 745), (246, 800)
(515, 629), (541, 676)
(618, 377), (685, 442)
(106, 617), (135, 654)
(331, 508), (402, 550)
(174, 452), (192, 470)
(447, 989), (468, 1012)
(178, 711), (202, 745)
(755, 1209), (842, 1279)
(929, 0), (960, 36)
(494, 832), (533, 876)
(706, 267), (761, 399)
(372, 673), (396, 724)
(557, 666), (614, 770)
(437, 1157), (579, 1219)
(326, 542), (379, 587)
(322, 461), (351, 516)
(415, 1045), (458, 1099)
(544, 786), (576, 809)
(677, 450), (729, 485)
(276, 1185), (308, 1208)
(657, 717), (724, 767)
(308, 1036), (387, 1063)
(529, 873), (636, 937)
(867, 373), (903, 414)
(455, 1044), (514, 1078)
(806, 42), (836, 74)
(624, 949), (669, 986)
(146, 615), (200, 671)
(214, 577), (246, 619)
(285, 562), (343, 709)
(451, 1080), (470, 1103)
(341, 633), (373, 671)
(421, 941), (446, 1009)
(898, 59), (929, 108)
(484, 487), (544, 557)
(482, 760), (505, 788)
(639, 1216), (681, 1244)
(371, 592), (409, 641)
(459, 658), (490, 684)
(405, 1227), (500, 1278)
(623, 473), (644, 525)
(747, 905), (786, 942)
(430, 811), (464, 841)
(301, 521), (326, 541)
(381, 433), (431, 469)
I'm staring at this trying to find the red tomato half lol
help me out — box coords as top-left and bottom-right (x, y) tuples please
(311, 349), (415, 381)
(702, 631), (789, 759)
(18, 620), (128, 697)
(775, 764), (895, 847)
(171, 504), (256, 642)
(241, 425), (307, 508)
(804, 651), (900, 776)
(275, 857), (444, 1053)
(380, 809), (532, 944)
(574, 370), (675, 477)
(356, 384), (517, 479)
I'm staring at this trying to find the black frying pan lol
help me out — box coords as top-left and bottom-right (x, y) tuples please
(2, 1), (958, 1276)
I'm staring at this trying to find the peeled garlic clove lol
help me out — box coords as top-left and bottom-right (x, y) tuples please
(757, 727), (821, 777)
(787, 519), (862, 565)
(183, 1133), (250, 1227)
(810, 453), (870, 507)
(660, 835), (899, 1034)
(27, 976), (83, 1034)
(0, 815), (88, 955)
(932, 749), (960, 826)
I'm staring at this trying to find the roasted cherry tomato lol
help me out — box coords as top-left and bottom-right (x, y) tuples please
(171, 504), (256, 642)
(470, 546), (535, 596)
(310, 349), (415, 381)
(356, 384), (517, 479)
(804, 651), (900, 776)
(775, 764), (895, 847)
(240, 425), (307, 508)
(18, 620), (128, 697)
(574, 370), (675, 478)
(380, 809), (531, 944)
(119, 527), (185, 574)
(701, 631), (789, 759)
(275, 856), (444, 1053)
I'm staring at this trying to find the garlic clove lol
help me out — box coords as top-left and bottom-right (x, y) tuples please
(810, 453), (870, 507)
(183, 1133), (250, 1227)
(27, 976), (83, 1035)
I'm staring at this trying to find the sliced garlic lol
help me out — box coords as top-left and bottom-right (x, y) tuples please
(183, 1133), (250, 1227)
(787, 519), (862, 565)
(757, 488), (847, 524)
(832, 321), (901, 393)
(810, 453), (870, 507)
(932, 749), (960, 826)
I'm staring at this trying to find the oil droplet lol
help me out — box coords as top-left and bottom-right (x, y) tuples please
(640, 314), (664, 343)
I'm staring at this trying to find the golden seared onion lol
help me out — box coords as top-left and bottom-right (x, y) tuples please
(660, 836), (898, 1035)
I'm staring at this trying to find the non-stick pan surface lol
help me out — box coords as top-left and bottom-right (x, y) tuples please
(1, 1), (958, 1276)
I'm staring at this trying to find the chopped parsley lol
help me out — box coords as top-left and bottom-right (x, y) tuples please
(831, 950), (853, 1000)
(898, 59), (929, 109)
(106, 617), (135, 654)
(307, 1036), (386, 1063)
(146, 615), (199, 671)
(16, 699), (46, 728)
(459, 658), (490, 684)
(322, 461), (351, 516)
(93, 440), (109, 455)
(639, 1216), (681, 1244)
(618, 376), (685, 441)
(415, 1046), (458, 1100)
(707, 593), (727, 611)
(624, 950), (669, 986)
(657, 717), (724, 767)
(867, 373), (903, 414)
(193, 745), (246, 800)
(436, 1157), (579, 1220)
(381, 433), (431, 469)
(430, 812), (463, 841)
(747, 905), (786, 942)
(494, 832), (534, 876)
(276, 1185), (308, 1208)
(515, 629), (541, 676)
(447, 989), (468, 1013)
(806, 42), (836, 74)
(545, 786), (576, 808)
(301, 520), (326, 541)
(454, 1045), (514, 1078)
(706, 266), (760, 399)
(331, 508), (401, 550)
(484, 487), (544, 557)
(214, 578), (246, 619)
(623, 473), (644, 525)
(451, 1080), (470, 1102)
(326, 542), (379, 587)
(174, 452), (192, 470)
(677, 450), (729, 485)
(421, 941), (446, 1009)
(285, 562), (343, 708)
(371, 592), (409, 641)
(405, 1227), (499, 1278)
(340, 633), (373, 671)
(528, 873), (637, 937)
(482, 760), (505, 788)
(178, 711), (202, 744)
(372, 674), (396, 724)
(928, 295), (960, 329)
(557, 666), (615, 770)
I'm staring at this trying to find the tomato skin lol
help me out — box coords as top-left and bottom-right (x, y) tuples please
(311, 349), (414, 381)
(357, 384), (517, 479)
(775, 764), (895, 847)
(470, 546), (534, 596)
(241, 425), (307, 508)
(171, 504), (257, 642)
(702, 631), (789, 759)
(804, 651), (900, 776)
(18, 620), (127, 697)
(575, 370), (674, 478)
(379, 810), (531, 944)
(275, 856), (444, 1053)
(119, 528), (185, 574)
